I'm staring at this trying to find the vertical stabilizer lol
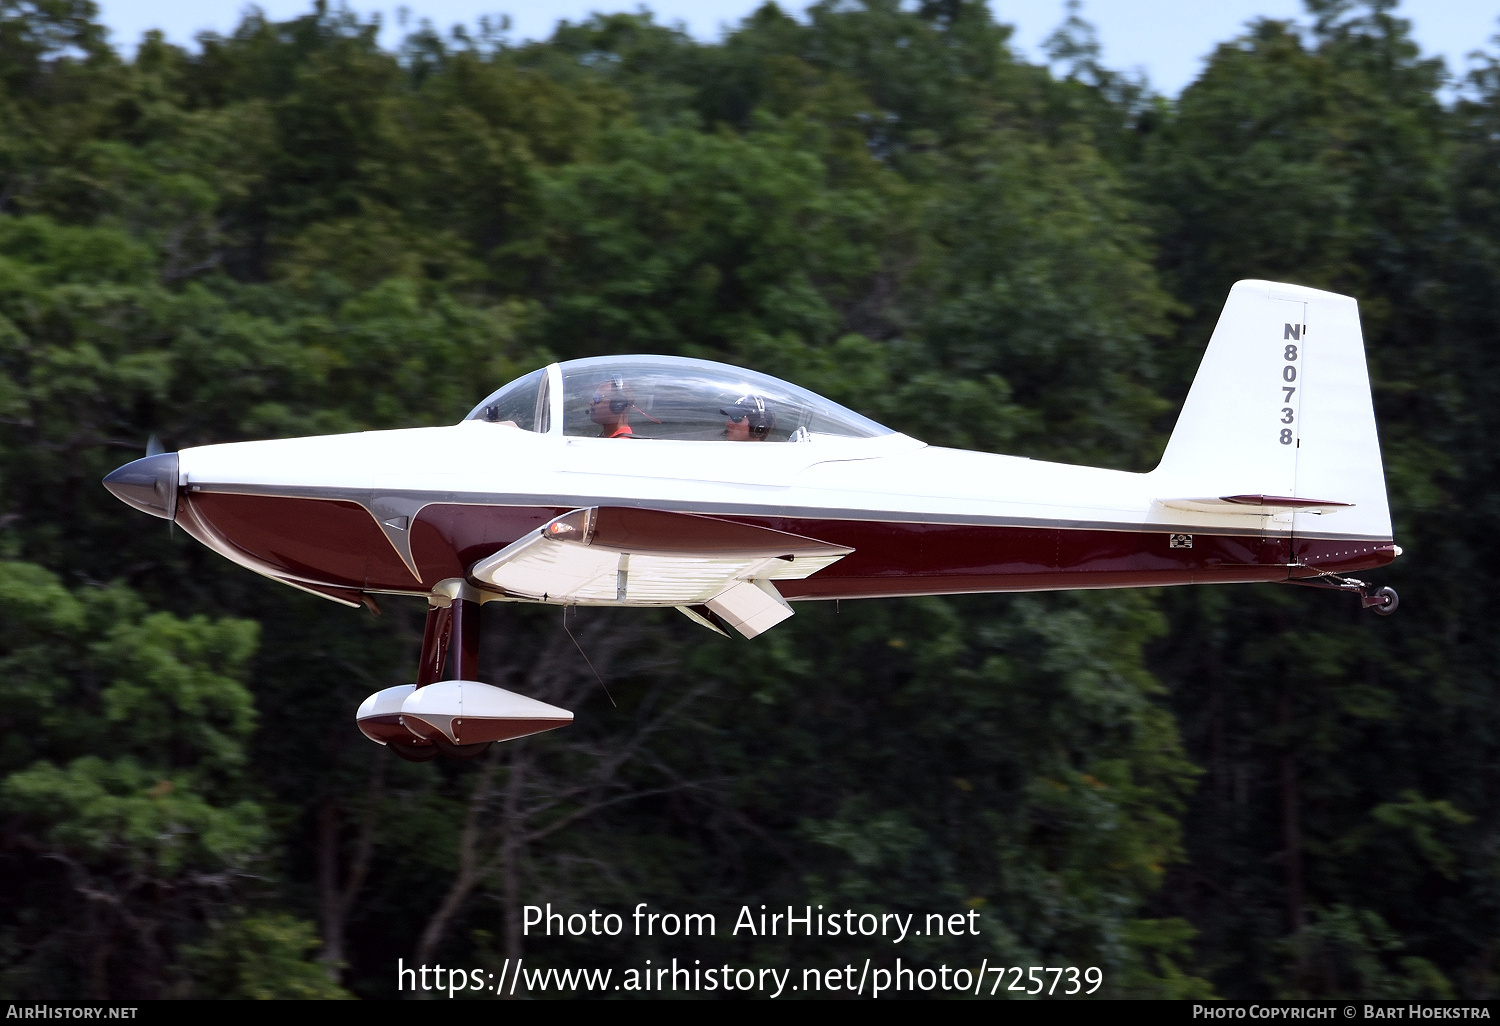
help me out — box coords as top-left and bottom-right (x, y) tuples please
(1153, 280), (1392, 540)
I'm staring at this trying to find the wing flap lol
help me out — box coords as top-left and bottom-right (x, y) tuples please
(469, 508), (851, 629)
(677, 604), (732, 637)
(704, 580), (794, 639)
(1159, 494), (1354, 516)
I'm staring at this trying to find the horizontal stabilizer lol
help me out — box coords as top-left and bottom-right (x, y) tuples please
(1159, 494), (1354, 516)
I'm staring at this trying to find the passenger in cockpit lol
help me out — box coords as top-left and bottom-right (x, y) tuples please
(722, 395), (774, 441)
(590, 378), (635, 438)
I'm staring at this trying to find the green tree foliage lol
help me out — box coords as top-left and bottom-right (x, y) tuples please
(1133, 0), (1500, 998)
(0, 560), (278, 997)
(0, 0), (1491, 1001)
(179, 912), (351, 999)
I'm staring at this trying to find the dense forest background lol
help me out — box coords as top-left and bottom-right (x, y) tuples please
(0, 0), (1493, 999)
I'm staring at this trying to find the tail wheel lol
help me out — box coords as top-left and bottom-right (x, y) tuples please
(1372, 586), (1399, 616)
(389, 740), (440, 762)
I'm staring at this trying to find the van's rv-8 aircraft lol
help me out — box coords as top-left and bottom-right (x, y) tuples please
(104, 280), (1401, 761)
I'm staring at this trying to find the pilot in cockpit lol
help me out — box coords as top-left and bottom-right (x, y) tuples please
(589, 378), (635, 438)
(721, 395), (774, 441)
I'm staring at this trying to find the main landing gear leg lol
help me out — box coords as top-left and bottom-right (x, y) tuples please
(417, 600), (454, 687)
(1285, 571), (1399, 616)
(387, 600), (455, 762)
(390, 589), (494, 760)
(360, 581), (569, 758)
(432, 591), (493, 760)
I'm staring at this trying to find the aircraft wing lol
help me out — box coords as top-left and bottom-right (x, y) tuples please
(468, 507), (853, 638)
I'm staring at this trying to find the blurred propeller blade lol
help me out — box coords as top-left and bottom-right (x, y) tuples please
(146, 434), (163, 457)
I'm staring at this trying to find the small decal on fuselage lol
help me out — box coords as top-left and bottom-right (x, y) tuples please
(1170, 534), (1193, 549)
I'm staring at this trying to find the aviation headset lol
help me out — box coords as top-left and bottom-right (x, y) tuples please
(592, 376), (631, 415)
(721, 395), (775, 440)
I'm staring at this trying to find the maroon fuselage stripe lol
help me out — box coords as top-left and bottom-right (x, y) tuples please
(177, 492), (1398, 601)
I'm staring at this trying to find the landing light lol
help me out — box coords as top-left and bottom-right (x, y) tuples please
(543, 508), (595, 543)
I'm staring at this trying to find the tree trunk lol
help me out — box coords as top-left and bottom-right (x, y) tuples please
(318, 751), (387, 980)
(1279, 696), (1305, 936)
(415, 751), (500, 967)
(316, 796), (343, 973)
(502, 746), (527, 964)
(415, 864), (482, 969)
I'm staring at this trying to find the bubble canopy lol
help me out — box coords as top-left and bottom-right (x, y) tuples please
(464, 356), (894, 442)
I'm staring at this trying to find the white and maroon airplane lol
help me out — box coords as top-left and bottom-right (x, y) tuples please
(104, 280), (1400, 760)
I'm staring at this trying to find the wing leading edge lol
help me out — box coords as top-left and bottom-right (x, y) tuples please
(468, 507), (853, 638)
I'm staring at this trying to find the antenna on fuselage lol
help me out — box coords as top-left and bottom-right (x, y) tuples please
(563, 606), (616, 708)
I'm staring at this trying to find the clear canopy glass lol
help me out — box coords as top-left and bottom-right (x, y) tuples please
(466, 355), (893, 442)
(465, 367), (548, 432)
